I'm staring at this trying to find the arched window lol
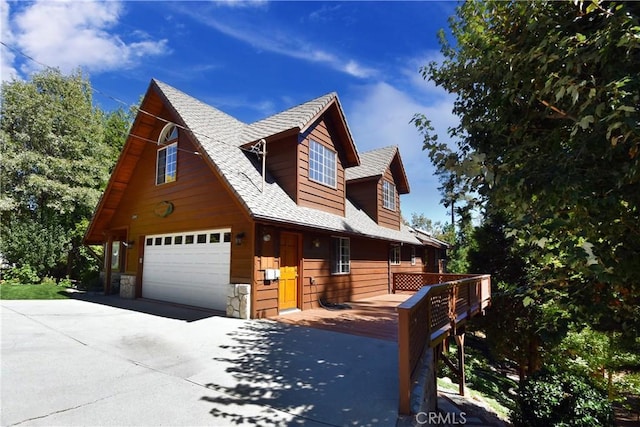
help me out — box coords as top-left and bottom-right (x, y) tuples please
(158, 123), (178, 144)
(156, 123), (178, 185)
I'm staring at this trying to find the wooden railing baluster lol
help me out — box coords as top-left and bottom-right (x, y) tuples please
(396, 273), (491, 415)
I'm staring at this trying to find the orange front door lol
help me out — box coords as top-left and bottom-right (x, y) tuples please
(279, 232), (299, 310)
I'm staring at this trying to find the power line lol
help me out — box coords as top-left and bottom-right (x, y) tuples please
(1, 40), (261, 157)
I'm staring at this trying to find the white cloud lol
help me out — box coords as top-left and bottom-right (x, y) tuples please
(6, 0), (168, 76)
(179, 8), (376, 79)
(401, 50), (451, 98)
(1, 0), (19, 82)
(345, 81), (459, 223)
(308, 4), (342, 23)
(343, 60), (376, 79)
(214, 0), (269, 8)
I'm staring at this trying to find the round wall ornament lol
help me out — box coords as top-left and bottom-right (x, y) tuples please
(153, 201), (174, 217)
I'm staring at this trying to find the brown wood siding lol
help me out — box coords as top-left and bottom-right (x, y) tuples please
(301, 236), (390, 309)
(264, 135), (298, 202)
(390, 245), (427, 276)
(253, 228), (401, 315)
(253, 225), (281, 318)
(377, 168), (401, 230)
(298, 119), (346, 216)
(346, 179), (378, 222)
(106, 132), (254, 284)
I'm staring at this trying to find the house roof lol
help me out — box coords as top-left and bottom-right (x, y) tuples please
(411, 228), (450, 249)
(238, 91), (360, 167)
(345, 145), (410, 194)
(86, 80), (427, 246)
(240, 92), (335, 144)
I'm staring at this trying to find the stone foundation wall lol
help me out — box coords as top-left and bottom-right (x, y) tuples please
(99, 271), (121, 294)
(411, 346), (437, 415)
(227, 284), (251, 319)
(119, 274), (136, 299)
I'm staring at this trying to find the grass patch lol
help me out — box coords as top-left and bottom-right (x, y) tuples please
(437, 332), (518, 422)
(438, 377), (512, 420)
(0, 282), (72, 300)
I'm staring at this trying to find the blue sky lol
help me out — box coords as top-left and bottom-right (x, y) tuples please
(1, 0), (459, 226)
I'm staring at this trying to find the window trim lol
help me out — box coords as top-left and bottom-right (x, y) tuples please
(309, 139), (337, 189)
(411, 247), (416, 266)
(331, 236), (350, 275)
(156, 124), (178, 186)
(382, 180), (396, 211)
(156, 142), (177, 185)
(390, 245), (401, 265)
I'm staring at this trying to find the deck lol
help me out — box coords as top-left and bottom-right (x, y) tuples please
(272, 293), (412, 342)
(273, 273), (492, 416)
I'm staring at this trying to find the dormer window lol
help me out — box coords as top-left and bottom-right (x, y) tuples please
(156, 124), (178, 185)
(309, 139), (336, 188)
(383, 180), (396, 211)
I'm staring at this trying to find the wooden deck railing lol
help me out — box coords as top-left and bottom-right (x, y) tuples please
(396, 273), (491, 415)
(393, 272), (479, 293)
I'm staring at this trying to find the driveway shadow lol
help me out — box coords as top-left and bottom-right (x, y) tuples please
(200, 320), (399, 426)
(70, 293), (223, 322)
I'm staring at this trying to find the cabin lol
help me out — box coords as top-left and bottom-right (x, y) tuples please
(84, 79), (448, 319)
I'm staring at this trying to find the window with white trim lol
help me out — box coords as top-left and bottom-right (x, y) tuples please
(156, 124), (178, 185)
(411, 247), (416, 265)
(390, 245), (401, 265)
(383, 180), (396, 211)
(331, 237), (350, 274)
(309, 139), (336, 188)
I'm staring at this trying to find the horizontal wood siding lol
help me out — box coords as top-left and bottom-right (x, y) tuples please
(378, 168), (401, 230)
(298, 118), (345, 216)
(253, 225), (281, 318)
(107, 132), (253, 284)
(390, 245), (426, 275)
(301, 235), (390, 309)
(346, 180), (378, 222)
(265, 135), (298, 202)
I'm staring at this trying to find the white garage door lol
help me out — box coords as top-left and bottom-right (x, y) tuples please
(142, 229), (231, 311)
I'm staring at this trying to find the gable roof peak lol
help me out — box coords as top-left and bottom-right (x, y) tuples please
(346, 144), (410, 193)
(345, 145), (398, 180)
(239, 92), (338, 145)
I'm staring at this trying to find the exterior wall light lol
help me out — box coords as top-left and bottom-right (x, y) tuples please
(263, 233), (271, 242)
(312, 238), (321, 248)
(235, 232), (245, 245)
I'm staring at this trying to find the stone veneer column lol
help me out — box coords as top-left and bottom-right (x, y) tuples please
(119, 274), (136, 299)
(226, 284), (251, 319)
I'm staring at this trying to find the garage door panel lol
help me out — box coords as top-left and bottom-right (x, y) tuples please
(142, 229), (231, 311)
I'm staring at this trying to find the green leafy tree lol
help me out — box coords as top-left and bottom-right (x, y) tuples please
(468, 213), (570, 379)
(414, 0), (640, 339)
(407, 212), (447, 240)
(0, 69), (119, 278)
(103, 107), (134, 168)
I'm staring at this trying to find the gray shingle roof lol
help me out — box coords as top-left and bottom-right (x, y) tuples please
(239, 92), (337, 145)
(154, 79), (422, 245)
(345, 145), (399, 181)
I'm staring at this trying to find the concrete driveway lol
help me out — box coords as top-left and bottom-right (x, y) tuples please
(1, 296), (399, 426)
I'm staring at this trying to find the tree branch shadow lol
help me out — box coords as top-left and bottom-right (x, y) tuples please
(200, 320), (399, 426)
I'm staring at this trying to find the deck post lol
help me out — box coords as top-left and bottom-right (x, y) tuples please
(104, 235), (113, 295)
(455, 332), (465, 396)
(398, 307), (410, 414)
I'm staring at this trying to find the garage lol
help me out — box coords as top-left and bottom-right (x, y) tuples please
(142, 229), (231, 311)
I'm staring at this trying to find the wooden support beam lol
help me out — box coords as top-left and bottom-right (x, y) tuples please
(455, 332), (466, 396)
(440, 351), (460, 376)
(104, 237), (113, 296)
